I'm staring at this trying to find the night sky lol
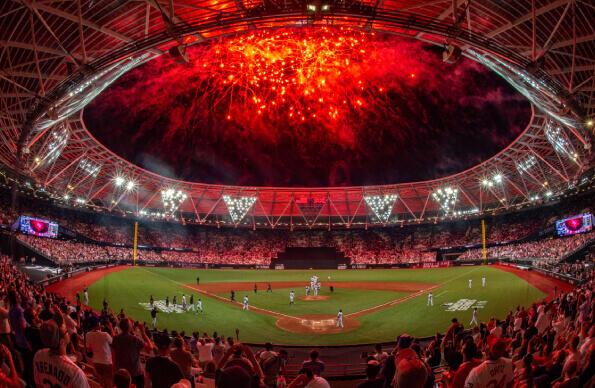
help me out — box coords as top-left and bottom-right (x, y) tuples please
(84, 29), (530, 187)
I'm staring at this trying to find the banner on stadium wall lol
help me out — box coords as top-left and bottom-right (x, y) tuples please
(275, 264), (285, 270)
(411, 261), (451, 269)
(337, 264), (347, 270)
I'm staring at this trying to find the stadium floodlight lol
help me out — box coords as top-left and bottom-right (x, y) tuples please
(364, 194), (398, 223)
(481, 172), (505, 187)
(432, 186), (458, 214)
(76, 197), (86, 204)
(78, 159), (101, 177)
(223, 195), (257, 224)
(114, 176), (125, 187)
(34, 125), (69, 167)
(544, 119), (576, 160)
(516, 155), (536, 174)
(161, 188), (188, 215)
(125, 180), (135, 191)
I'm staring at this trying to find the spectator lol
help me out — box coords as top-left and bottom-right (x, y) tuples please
(302, 350), (325, 376)
(112, 319), (153, 388)
(113, 369), (133, 388)
(464, 337), (514, 388)
(197, 338), (214, 367)
(288, 368), (330, 388)
(84, 317), (113, 388)
(357, 360), (383, 388)
(451, 341), (481, 388)
(373, 344), (389, 363)
(33, 320), (91, 387)
(145, 334), (184, 388)
(171, 336), (196, 385)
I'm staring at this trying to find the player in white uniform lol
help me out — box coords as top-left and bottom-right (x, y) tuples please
(482, 276), (486, 287)
(182, 294), (187, 310)
(470, 307), (479, 327)
(427, 292), (433, 306)
(314, 283), (320, 296)
(83, 287), (89, 305)
(243, 296), (249, 310)
(197, 298), (203, 313)
(468, 279), (473, 289)
(289, 290), (295, 305)
(336, 309), (344, 328)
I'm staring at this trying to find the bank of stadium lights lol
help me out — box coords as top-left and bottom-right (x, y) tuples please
(113, 176), (136, 191)
(453, 208), (479, 216)
(516, 155), (537, 174)
(139, 209), (167, 219)
(432, 187), (458, 214)
(544, 120), (577, 160)
(481, 172), (504, 187)
(36, 126), (69, 167)
(78, 159), (101, 177)
(161, 188), (187, 215)
(222, 195), (257, 224)
(363, 194), (398, 223)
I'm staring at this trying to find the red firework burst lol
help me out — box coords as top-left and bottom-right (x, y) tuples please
(168, 27), (422, 142)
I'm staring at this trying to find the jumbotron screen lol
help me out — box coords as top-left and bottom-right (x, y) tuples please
(18, 216), (59, 238)
(555, 213), (593, 237)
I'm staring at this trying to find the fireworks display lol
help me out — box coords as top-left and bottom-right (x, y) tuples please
(85, 27), (530, 186)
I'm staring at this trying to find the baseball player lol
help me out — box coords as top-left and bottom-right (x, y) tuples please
(336, 309), (344, 328)
(182, 294), (187, 310)
(188, 295), (195, 311)
(151, 307), (158, 328)
(243, 295), (249, 311)
(305, 285), (310, 296)
(267, 283), (272, 293)
(172, 295), (177, 308)
(314, 283), (319, 296)
(468, 279), (473, 289)
(470, 307), (479, 327)
(83, 287), (89, 305)
(165, 296), (170, 308)
(482, 276), (486, 287)
(289, 290), (295, 305)
(427, 292), (433, 306)
(149, 295), (154, 307)
(197, 298), (203, 313)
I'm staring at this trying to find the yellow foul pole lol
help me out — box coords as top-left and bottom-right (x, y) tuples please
(133, 222), (138, 266)
(481, 219), (487, 262)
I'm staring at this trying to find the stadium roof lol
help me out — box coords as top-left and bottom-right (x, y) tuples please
(0, 0), (593, 228)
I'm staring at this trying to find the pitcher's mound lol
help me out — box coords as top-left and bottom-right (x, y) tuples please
(276, 314), (359, 334)
(301, 295), (330, 301)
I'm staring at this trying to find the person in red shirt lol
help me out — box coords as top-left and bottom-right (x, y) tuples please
(451, 341), (481, 388)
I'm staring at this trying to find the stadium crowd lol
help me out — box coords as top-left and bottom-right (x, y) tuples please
(0, 252), (592, 387)
(458, 232), (594, 263)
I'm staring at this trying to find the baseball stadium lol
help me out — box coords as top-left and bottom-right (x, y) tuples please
(0, 0), (594, 387)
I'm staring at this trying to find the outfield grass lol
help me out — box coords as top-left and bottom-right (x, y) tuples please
(87, 266), (545, 345)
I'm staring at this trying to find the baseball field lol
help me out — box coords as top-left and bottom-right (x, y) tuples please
(49, 265), (569, 345)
